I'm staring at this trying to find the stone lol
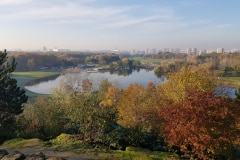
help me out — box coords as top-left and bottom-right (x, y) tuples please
(1, 150), (25, 160)
(46, 157), (66, 160)
(25, 152), (45, 160)
(0, 149), (9, 159)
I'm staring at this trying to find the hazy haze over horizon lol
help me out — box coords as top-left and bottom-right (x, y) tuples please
(0, 0), (239, 51)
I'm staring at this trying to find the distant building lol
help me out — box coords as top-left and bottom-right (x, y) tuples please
(175, 48), (180, 54)
(217, 48), (224, 53)
(49, 47), (70, 52)
(163, 48), (169, 52)
(43, 46), (47, 52)
(199, 50), (207, 55)
(187, 48), (191, 54)
(192, 48), (197, 55)
(152, 48), (157, 54)
(230, 48), (239, 53)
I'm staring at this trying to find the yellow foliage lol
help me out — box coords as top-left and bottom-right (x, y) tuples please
(160, 66), (216, 104)
(99, 86), (120, 107)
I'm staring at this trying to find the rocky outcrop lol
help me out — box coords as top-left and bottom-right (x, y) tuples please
(1, 150), (25, 160)
(0, 150), (66, 160)
(0, 150), (9, 159)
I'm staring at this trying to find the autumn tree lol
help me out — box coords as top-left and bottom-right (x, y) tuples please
(98, 79), (113, 101)
(0, 50), (28, 142)
(53, 68), (94, 94)
(117, 83), (162, 133)
(99, 79), (121, 107)
(99, 80), (121, 133)
(53, 78), (120, 142)
(17, 96), (65, 139)
(160, 88), (240, 159)
(160, 66), (216, 105)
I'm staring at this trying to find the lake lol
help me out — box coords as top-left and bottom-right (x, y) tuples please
(25, 69), (166, 94)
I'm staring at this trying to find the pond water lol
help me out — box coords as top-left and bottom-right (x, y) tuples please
(25, 69), (166, 94)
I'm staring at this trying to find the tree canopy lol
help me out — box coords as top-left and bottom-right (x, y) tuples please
(0, 50), (28, 112)
(0, 50), (28, 142)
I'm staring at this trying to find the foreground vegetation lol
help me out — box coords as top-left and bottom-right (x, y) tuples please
(10, 67), (240, 159)
(2, 50), (240, 159)
(1, 135), (178, 160)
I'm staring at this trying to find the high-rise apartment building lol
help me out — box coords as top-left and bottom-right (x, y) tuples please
(217, 48), (224, 53)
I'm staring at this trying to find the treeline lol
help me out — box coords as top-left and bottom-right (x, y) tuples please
(7, 51), (240, 77)
(153, 52), (240, 77)
(85, 53), (121, 64)
(8, 52), (85, 71)
(8, 52), (123, 71)
(16, 67), (240, 159)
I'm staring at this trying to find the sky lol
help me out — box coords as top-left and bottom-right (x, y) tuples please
(0, 0), (240, 51)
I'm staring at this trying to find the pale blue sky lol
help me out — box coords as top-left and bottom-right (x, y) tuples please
(0, 0), (239, 51)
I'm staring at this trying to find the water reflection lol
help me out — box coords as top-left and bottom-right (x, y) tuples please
(25, 69), (165, 94)
(107, 68), (143, 76)
(215, 86), (237, 98)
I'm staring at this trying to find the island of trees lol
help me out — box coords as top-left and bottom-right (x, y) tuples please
(1, 50), (240, 159)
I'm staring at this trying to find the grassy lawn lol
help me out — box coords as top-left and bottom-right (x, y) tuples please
(130, 56), (182, 64)
(220, 77), (240, 88)
(12, 71), (60, 100)
(12, 71), (60, 87)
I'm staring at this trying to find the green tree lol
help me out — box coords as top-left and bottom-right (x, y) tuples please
(53, 78), (118, 142)
(18, 96), (65, 139)
(0, 50), (28, 142)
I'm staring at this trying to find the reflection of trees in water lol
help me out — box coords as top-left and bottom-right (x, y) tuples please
(25, 74), (60, 86)
(108, 68), (143, 76)
(154, 71), (163, 78)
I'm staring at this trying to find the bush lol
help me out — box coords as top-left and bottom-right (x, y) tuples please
(16, 96), (66, 140)
(49, 133), (92, 149)
(102, 127), (159, 150)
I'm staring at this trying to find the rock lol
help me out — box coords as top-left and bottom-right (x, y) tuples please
(0, 149), (66, 160)
(46, 157), (66, 160)
(0, 149), (9, 158)
(25, 152), (45, 160)
(1, 150), (25, 160)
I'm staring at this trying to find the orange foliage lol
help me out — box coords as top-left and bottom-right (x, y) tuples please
(117, 82), (162, 132)
(160, 88), (240, 159)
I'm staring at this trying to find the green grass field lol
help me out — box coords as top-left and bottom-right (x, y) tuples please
(220, 77), (240, 88)
(130, 56), (183, 64)
(12, 71), (60, 100)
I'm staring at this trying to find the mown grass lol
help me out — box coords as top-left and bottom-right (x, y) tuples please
(12, 71), (60, 100)
(220, 77), (240, 88)
(111, 147), (178, 160)
(2, 138), (43, 148)
(12, 71), (60, 87)
(130, 56), (181, 64)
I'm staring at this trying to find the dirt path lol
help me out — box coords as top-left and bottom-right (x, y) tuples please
(2, 147), (97, 160)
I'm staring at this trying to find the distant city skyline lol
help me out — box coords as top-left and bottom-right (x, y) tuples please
(1, 0), (240, 51)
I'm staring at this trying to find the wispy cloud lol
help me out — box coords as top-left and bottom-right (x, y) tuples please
(0, 0), (32, 5)
(177, 0), (201, 7)
(100, 15), (171, 29)
(215, 24), (232, 29)
(1, 1), (177, 30)
(0, 0), (214, 33)
(1, 2), (132, 21)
